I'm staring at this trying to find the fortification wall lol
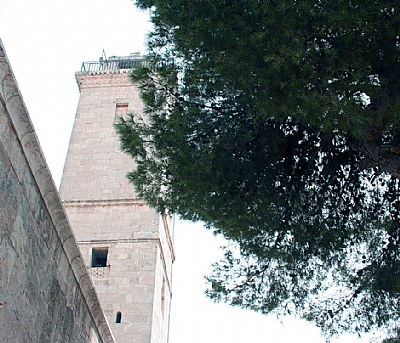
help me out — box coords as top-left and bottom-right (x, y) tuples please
(0, 40), (115, 343)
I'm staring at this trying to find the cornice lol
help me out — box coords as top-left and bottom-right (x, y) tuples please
(63, 198), (145, 208)
(75, 70), (136, 91)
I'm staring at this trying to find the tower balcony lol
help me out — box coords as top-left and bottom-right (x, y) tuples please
(80, 55), (145, 73)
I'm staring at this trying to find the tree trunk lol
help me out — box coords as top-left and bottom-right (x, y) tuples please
(351, 119), (400, 179)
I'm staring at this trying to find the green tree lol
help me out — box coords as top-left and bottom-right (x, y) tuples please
(116, 0), (400, 338)
(383, 329), (400, 343)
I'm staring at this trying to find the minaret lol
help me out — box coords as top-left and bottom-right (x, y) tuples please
(59, 55), (174, 343)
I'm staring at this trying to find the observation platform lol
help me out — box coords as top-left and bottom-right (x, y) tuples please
(80, 54), (145, 73)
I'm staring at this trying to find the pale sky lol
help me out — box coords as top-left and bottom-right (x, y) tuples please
(0, 1), (376, 342)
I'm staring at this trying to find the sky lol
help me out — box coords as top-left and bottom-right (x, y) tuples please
(0, 1), (377, 342)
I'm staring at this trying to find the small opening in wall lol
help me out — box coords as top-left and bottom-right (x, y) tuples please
(115, 103), (129, 119)
(161, 277), (166, 318)
(91, 247), (108, 267)
(116, 311), (122, 323)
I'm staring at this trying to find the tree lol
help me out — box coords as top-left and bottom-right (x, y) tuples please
(116, 0), (400, 339)
(383, 329), (400, 343)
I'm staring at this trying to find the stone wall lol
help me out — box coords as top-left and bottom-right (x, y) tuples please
(0, 40), (115, 343)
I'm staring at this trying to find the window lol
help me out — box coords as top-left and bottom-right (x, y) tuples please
(161, 277), (166, 318)
(91, 247), (108, 267)
(115, 103), (128, 118)
(116, 311), (122, 323)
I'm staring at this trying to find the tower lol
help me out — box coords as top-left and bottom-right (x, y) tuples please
(59, 55), (174, 343)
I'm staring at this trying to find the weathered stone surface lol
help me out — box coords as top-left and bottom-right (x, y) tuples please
(0, 40), (114, 343)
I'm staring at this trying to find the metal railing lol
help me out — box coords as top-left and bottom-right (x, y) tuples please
(80, 57), (145, 73)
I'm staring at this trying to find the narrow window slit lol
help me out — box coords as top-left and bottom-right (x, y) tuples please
(116, 311), (122, 323)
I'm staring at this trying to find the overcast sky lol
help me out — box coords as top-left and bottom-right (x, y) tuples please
(0, 1), (376, 342)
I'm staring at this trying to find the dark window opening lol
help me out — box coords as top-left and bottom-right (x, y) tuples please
(91, 248), (108, 267)
(116, 311), (122, 323)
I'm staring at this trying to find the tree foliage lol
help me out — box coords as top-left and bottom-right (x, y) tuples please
(116, 0), (400, 338)
(382, 329), (400, 343)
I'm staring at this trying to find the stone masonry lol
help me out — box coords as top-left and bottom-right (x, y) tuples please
(59, 59), (174, 343)
(0, 40), (115, 343)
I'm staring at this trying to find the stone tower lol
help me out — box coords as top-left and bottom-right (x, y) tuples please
(59, 55), (174, 343)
